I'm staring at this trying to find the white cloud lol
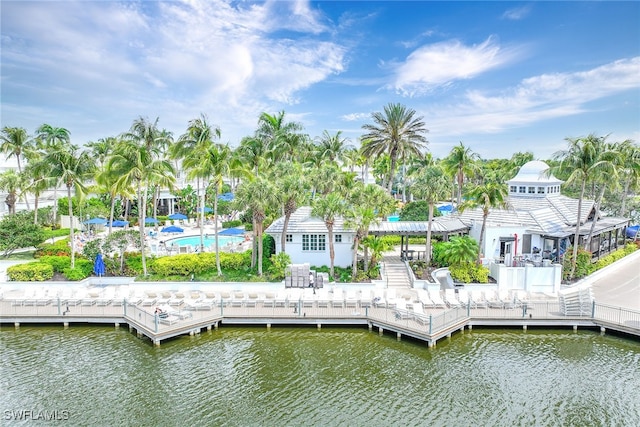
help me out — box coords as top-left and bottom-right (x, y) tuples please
(424, 57), (640, 136)
(341, 113), (369, 122)
(502, 5), (532, 21)
(1, 0), (346, 142)
(391, 36), (522, 95)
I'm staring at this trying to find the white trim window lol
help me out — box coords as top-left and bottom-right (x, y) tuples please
(335, 234), (342, 243)
(302, 234), (326, 251)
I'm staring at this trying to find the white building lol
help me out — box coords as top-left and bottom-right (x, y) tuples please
(266, 206), (355, 268)
(456, 160), (629, 266)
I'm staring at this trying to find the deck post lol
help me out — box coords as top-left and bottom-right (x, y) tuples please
(379, 327), (383, 336)
(368, 323), (372, 331)
(523, 325), (527, 331)
(428, 340), (435, 348)
(115, 323), (120, 328)
(63, 322), (69, 329)
(600, 327), (606, 335)
(207, 325), (212, 331)
(214, 322), (219, 330)
(317, 323), (321, 330)
(468, 324), (473, 331)
(154, 339), (160, 347)
(267, 323), (271, 330)
(129, 324), (133, 332)
(14, 322), (19, 329)
(397, 332), (401, 341)
(573, 325), (578, 333)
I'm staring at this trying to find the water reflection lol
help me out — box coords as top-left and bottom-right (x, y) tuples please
(2, 326), (639, 426)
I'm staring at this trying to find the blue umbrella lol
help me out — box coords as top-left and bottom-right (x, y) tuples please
(218, 192), (234, 202)
(144, 217), (159, 224)
(161, 225), (184, 233)
(199, 207), (213, 213)
(168, 213), (188, 220)
(218, 227), (246, 236)
(110, 220), (129, 227)
(93, 253), (106, 277)
(84, 217), (108, 225)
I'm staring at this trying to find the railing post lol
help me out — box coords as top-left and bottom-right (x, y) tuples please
(591, 300), (596, 319)
(429, 314), (432, 335)
(220, 299), (224, 316)
(154, 314), (158, 333)
(467, 301), (470, 316)
(123, 299), (127, 317)
(57, 297), (61, 315)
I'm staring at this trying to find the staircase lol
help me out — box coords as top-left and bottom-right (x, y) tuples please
(383, 261), (412, 289)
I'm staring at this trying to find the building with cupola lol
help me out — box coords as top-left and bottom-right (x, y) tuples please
(457, 160), (630, 268)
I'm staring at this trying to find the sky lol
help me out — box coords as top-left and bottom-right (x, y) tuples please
(1, 0), (639, 160)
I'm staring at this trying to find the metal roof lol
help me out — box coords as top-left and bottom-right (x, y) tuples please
(369, 217), (469, 236)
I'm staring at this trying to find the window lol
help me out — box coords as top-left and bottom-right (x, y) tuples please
(302, 234), (326, 251)
(335, 234), (342, 243)
(528, 186), (535, 194)
(510, 186), (517, 193)
(519, 186), (526, 193)
(537, 187), (545, 194)
(285, 234), (292, 243)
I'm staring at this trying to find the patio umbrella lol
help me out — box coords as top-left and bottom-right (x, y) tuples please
(144, 217), (159, 224)
(161, 225), (184, 233)
(218, 227), (246, 236)
(168, 213), (188, 220)
(199, 207), (213, 213)
(93, 253), (106, 277)
(84, 217), (108, 225)
(110, 220), (129, 227)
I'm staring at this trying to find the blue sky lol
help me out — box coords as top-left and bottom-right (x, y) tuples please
(1, 1), (639, 160)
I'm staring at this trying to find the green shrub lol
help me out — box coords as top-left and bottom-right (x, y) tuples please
(63, 266), (89, 281)
(35, 239), (71, 257)
(222, 220), (242, 228)
(39, 255), (71, 273)
(448, 262), (489, 283)
(7, 262), (54, 281)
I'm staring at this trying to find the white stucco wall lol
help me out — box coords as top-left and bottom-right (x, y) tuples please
(271, 232), (355, 268)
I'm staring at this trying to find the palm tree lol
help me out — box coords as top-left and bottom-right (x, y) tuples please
(22, 161), (55, 224)
(618, 140), (640, 217)
(551, 134), (611, 279)
(0, 170), (22, 215)
(0, 127), (34, 208)
(43, 145), (95, 268)
(315, 130), (352, 163)
(113, 118), (174, 275)
(35, 124), (71, 222)
(459, 182), (510, 264)
(361, 102), (429, 193)
(272, 162), (309, 253)
(312, 192), (345, 278)
(411, 165), (450, 265)
(344, 183), (395, 277)
(442, 142), (479, 206)
(236, 136), (269, 177)
(256, 111), (305, 163)
(234, 177), (277, 276)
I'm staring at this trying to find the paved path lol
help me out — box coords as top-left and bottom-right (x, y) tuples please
(586, 249), (640, 311)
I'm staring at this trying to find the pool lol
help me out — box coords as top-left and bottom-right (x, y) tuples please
(164, 234), (244, 249)
(387, 215), (400, 222)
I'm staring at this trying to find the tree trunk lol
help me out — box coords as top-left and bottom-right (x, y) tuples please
(214, 186), (222, 276)
(328, 224), (335, 278)
(68, 186), (75, 269)
(478, 210), (488, 265)
(281, 213), (291, 253)
(108, 193), (116, 235)
(426, 203), (434, 266)
(138, 183), (148, 276)
(570, 179), (587, 279)
(620, 179), (630, 216)
(33, 195), (39, 225)
(257, 222), (263, 276)
(585, 184), (607, 250)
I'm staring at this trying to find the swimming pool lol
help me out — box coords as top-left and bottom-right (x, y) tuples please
(164, 234), (244, 248)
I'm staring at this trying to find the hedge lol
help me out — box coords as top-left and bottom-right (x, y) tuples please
(7, 262), (54, 281)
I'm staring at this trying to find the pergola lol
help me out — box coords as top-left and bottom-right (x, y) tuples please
(369, 217), (470, 260)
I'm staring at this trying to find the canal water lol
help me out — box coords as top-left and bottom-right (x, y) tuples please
(1, 325), (639, 426)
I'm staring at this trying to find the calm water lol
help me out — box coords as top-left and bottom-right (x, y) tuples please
(1, 325), (639, 426)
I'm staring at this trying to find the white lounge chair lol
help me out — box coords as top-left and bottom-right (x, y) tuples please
(444, 289), (462, 308)
(428, 290), (447, 309)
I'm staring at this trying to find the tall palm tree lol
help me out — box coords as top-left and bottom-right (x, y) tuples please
(256, 111), (305, 163)
(1, 127), (34, 210)
(315, 130), (352, 163)
(344, 183), (395, 277)
(272, 162), (309, 253)
(114, 118), (174, 275)
(361, 102), (429, 193)
(23, 161), (55, 224)
(551, 134), (610, 279)
(86, 137), (116, 169)
(234, 177), (277, 276)
(442, 142), (479, 206)
(411, 165), (450, 265)
(618, 140), (640, 217)
(35, 124), (71, 222)
(236, 136), (270, 177)
(312, 192), (345, 278)
(44, 144), (95, 268)
(459, 182), (510, 264)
